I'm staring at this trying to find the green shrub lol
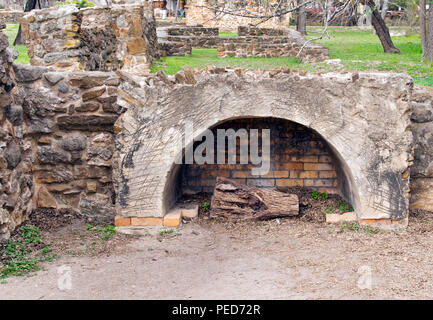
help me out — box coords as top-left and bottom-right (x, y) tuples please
(324, 206), (334, 214)
(201, 201), (210, 212)
(312, 191), (329, 200)
(1, 225), (50, 278)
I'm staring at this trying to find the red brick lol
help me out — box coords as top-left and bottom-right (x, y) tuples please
(304, 179), (335, 187)
(305, 148), (328, 155)
(309, 141), (324, 148)
(276, 162), (303, 170)
(319, 171), (337, 178)
(201, 170), (216, 179)
(318, 187), (339, 194)
(216, 169), (231, 177)
(304, 163), (334, 171)
(163, 210), (182, 227)
(231, 178), (247, 185)
(202, 186), (215, 193)
(318, 155), (332, 163)
(359, 218), (391, 225)
(114, 217), (131, 227)
(276, 179), (304, 187)
(258, 171), (274, 178)
(232, 171), (249, 178)
(290, 171), (318, 179)
(247, 179), (275, 187)
(131, 217), (163, 226)
(272, 171), (289, 178)
(290, 155), (319, 163)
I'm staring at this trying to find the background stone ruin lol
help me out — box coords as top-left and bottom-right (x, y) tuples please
(185, 0), (291, 32)
(4, 3), (328, 63)
(0, 9), (24, 24)
(20, 3), (159, 75)
(217, 26), (328, 61)
(157, 24), (329, 62)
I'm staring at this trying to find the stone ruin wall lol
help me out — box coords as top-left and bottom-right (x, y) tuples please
(409, 85), (433, 213)
(0, 0), (59, 10)
(216, 38), (328, 61)
(1, 5), (433, 239)
(158, 24), (329, 62)
(14, 4), (327, 65)
(0, 0), (24, 10)
(157, 25), (220, 56)
(216, 28), (329, 61)
(114, 67), (413, 228)
(0, 9), (24, 24)
(1, 22), (33, 239)
(0, 0), (65, 24)
(1, 60), (124, 240)
(185, 0), (291, 32)
(20, 4), (159, 75)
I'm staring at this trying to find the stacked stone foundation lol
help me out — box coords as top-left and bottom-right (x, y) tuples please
(157, 25), (329, 62)
(157, 25), (220, 56)
(217, 28), (329, 62)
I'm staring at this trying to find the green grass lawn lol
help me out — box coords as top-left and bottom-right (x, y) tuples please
(4, 23), (29, 64)
(310, 27), (433, 87)
(3, 22), (432, 87)
(152, 26), (433, 87)
(151, 48), (302, 74)
(219, 32), (238, 37)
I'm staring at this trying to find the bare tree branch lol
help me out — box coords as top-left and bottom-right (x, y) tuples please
(198, 0), (314, 21)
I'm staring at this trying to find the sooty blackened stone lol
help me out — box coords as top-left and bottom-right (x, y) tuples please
(5, 105), (23, 126)
(4, 140), (22, 169)
(60, 134), (87, 152)
(37, 146), (69, 164)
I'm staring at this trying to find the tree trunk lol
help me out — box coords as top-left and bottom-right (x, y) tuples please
(424, 0), (433, 61)
(296, 0), (307, 35)
(210, 177), (299, 220)
(174, 0), (180, 22)
(366, 0), (400, 53)
(381, 0), (388, 20)
(365, 4), (372, 25)
(13, 0), (43, 46)
(421, 0), (427, 56)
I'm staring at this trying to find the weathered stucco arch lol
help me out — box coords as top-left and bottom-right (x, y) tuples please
(114, 69), (412, 224)
(164, 115), (360, 215)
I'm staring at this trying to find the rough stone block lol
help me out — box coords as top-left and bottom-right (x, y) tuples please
(181, 206), (199, 220)
(410, 178), (433, 211)
(36, 186), (57, 209)
(326, 213), (357, 224)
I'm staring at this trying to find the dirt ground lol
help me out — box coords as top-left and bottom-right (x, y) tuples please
(2, 210), (433, 300)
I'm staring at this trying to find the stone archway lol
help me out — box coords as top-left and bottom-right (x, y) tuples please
(113, 69), (412, 227)
(171, 116), (358, 219)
